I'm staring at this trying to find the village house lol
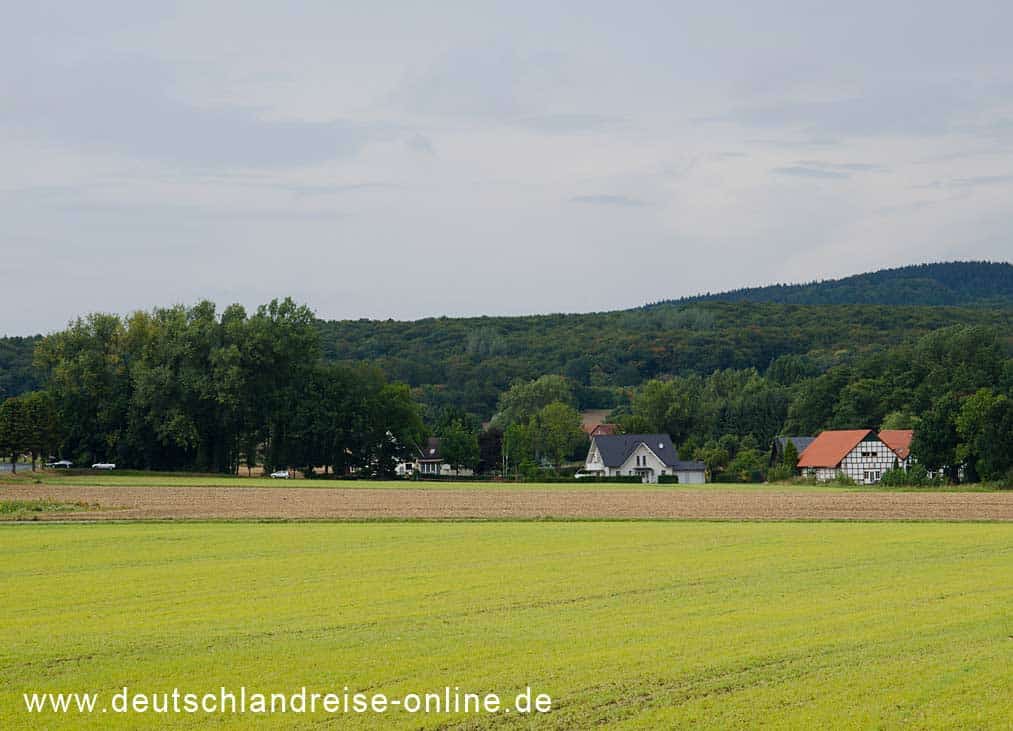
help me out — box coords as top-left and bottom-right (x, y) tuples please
(586, 423), (618, 438)
(396, 436), (474, 478)
(796, 429), (913, 484)
(583, 433), (707, 484)
(579, 409), (617, 439)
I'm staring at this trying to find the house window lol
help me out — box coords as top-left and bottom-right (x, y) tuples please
(874, 471), (881, 480)
(863, 471), (870, 481)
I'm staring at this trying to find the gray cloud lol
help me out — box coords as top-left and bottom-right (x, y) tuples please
(516, 114), (625, 134)
(1, 2), (1012, 333)
(772, 159), (888, 179)
(3, 54), (383, 167)
(796, 161), (887, 173)
(719, 84), (986, 139)
(919, 174), (1013, 189)
(570, 195), (647, 207)
(949, 174), (1013, 187)
(771, 166), (851, 180)
(406, 133), (435, 154)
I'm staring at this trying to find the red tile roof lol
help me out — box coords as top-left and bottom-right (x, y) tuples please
(879, 430), (914, 460)
(797, 429), (875, 468)
(589, 423), (617, 437)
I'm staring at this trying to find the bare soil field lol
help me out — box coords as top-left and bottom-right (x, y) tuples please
(2, 484), (1012, 521)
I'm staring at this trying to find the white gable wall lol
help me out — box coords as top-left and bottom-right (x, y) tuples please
(840, 435), (898, 484)
(618, 442), (672, 483)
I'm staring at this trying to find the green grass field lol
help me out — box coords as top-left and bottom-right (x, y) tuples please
(2, 522), (1010, 728)
(0, 470), (1000, 492)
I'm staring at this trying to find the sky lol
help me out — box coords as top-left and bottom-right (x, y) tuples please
(3, 1), (1012, 334)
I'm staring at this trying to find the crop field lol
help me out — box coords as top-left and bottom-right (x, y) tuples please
(2, 522), (1011, 729)
(2, 473), (1012, 521)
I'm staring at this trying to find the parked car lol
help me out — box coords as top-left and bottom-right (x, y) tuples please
(92, 463), (116, 470)
(269, 470), (290, 479)
(45, 459), (73, 469)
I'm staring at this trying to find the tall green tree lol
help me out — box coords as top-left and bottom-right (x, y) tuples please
(955, 389), (1013, 482)
(0, 396), (29, 472)
(535, 402), (586, 471)
(494, 375), (576, 428)
(911, 393), (961, 481)
(781, 440), (799, 470)
(438, 419), (479, 475)
(34, 313), (129, 465)
(21, 391), (60, 470)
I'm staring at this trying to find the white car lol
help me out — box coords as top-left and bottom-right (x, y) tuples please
(46, 459), (73, 469)
(269, 470), (290, 479)
(92, 463), (116, 470)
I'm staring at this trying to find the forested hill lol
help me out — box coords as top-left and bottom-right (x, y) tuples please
(657, 261), (1013, 307)
(318, 302), (1013, 417)
(3, 262), (1012, 419)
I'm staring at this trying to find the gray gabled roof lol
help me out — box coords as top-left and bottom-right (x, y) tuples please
(591, 433), (704, 471)
(774, 436), (815, 454)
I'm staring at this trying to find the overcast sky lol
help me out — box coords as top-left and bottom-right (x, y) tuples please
(3, 1), (1012, 334)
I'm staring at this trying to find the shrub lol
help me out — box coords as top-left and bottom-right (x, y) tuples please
(879, 464), (945, 487)
(766, 464), (794, 482)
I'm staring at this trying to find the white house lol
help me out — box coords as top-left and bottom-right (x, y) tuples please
(583, 433), (706, 484)
(396, 437), (474, 477)
(797, 429), (911, 484)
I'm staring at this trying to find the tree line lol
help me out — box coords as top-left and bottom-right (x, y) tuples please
(612, 325), (1013, 483)
(1, 299), (424, 476)
(439, 323), (1012, 483)
(2, 299), (1010, 484)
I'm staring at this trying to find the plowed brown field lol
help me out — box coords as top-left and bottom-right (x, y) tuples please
(3, 484), (1012, 521)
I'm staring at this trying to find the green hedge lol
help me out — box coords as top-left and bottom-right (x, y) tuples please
(572, 475), (644, 484)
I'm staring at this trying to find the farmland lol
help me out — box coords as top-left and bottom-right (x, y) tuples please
(2, 472), (1013, 521)
(2, 483), (1013, 521)
(2, 522), (1011, 728)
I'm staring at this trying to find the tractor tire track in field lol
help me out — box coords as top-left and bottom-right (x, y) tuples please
(2, 485), (1012, 521)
